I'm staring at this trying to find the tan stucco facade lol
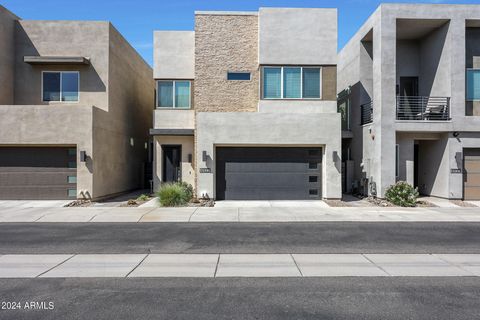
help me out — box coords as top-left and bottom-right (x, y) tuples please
(0, 7), (154, 200)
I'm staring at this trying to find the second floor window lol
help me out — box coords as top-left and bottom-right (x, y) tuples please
(467, 69), (480, 101)
(262, 66), (321, 99)
(42, 71), (79, 102)
(157, 80), (191, 108)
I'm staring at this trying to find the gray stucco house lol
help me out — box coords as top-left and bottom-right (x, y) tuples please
(0, 5), (154, 200)
(338, 3), (480, 200)
(152, 8), (342, 200)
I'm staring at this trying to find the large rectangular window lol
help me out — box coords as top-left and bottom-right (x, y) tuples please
(42, 71), (79, 102)
(262, 66), (321, 99)
(157, 80), (191, 108)
(467, 69), (480, 101)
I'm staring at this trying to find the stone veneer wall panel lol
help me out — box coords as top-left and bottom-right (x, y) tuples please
(194, 14), (259, 112)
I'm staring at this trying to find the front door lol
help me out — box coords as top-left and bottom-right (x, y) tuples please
(162, 145), (181, 183)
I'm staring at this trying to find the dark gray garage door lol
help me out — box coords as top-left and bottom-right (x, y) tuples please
(216, 147), (322, 200)
(0, 147), (77, 200)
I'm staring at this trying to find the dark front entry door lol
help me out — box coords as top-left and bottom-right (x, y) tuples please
(216, 147), (322, 200)
(162, 145), (181, 182)
(399, 77), (419, 97)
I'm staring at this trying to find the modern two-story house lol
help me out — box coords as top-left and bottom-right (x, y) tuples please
(0, 6), (154, 200)
(152, 8), (342, 200)
(338, 3), (480, 200)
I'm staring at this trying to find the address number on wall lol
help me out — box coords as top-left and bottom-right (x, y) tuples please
(199, 168), (212, 173)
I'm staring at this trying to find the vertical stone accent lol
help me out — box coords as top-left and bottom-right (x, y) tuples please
(194, 14), (259, 112)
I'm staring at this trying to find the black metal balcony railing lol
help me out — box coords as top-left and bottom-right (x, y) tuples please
(360, 101), (373, 125)
(396, 96), (450, 121)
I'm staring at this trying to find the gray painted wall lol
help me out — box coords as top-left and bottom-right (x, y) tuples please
(154, 31), (195, 79)
(259, 8), (337, 65)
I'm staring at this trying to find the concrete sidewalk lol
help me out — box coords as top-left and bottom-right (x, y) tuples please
(0, 253), (478, 278)
(1, 206), (480, 222)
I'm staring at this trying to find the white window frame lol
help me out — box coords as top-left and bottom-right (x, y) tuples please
(261, 66), (322, 100)
(227, 71), (251, 81)
(41, 71), (80, 103)
(156, 80), (191, 109)
(466, 68), (480, 102)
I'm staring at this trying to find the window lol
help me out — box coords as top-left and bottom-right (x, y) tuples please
(42, 71), (79, 102)
(309, 176), (318, 183)
(67, 176), (77, 184)
(227, 72), (251, 81)
(262, 66), (321, 99)
(157, 80), (191, 108)
(467, 69), (480, 101)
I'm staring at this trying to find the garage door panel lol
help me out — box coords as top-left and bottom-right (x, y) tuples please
(0, 147), (77, 200)
(225, 172), (318, 187)
(225, 187), (317, 201)
(464, 172), (480, 186)
(0, 171), (75, 186)
(464, 149), (480, 200)
(216, 147), (322, 200)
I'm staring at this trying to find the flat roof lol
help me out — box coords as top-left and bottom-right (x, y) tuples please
(194, 11), (258, 16)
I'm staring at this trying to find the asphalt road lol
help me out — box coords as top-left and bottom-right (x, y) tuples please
(0, 277), (479, 320)
(0, 222), (479, 254)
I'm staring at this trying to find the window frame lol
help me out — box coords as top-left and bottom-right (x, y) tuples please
(156, 80), (192, 109)
(466, 68), (480, 102)
(227, 71), (251, 81)
(261, 66), (322, 100)
(41, 71), (80, 103)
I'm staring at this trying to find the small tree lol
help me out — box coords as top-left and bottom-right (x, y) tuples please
(385, 181), (419, 207)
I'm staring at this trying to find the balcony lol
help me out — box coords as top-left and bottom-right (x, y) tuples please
(360, 101), (373, 125)
(396, 96), (450, 121)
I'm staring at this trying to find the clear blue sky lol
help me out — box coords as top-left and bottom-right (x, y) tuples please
(3, 0), (479, 66)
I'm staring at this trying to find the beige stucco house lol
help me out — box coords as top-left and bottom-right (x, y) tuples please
(0, 5), (154, 200)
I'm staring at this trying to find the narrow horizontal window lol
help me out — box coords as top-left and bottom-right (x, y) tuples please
(157, 80), (191, 108)
(42, 71), (79, 102)
(227, 72), (251, 81)
(67, 176), (77, 184)
(309, 189), (319, 196)
(67, 189), (77, 197)
(467, 69), (480, 101)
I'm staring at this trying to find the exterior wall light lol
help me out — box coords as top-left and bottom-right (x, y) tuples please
(80, 151), (88, 162)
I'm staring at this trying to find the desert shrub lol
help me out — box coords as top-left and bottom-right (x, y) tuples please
(156, 182), (193, 207)
(136, 194), (150, 202)
(385, 181), (419, 207)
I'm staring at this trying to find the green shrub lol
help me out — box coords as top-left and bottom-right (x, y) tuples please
(156, 182), (193, 207)
(136, 194), (150, 202)
(385, 181), (419, 207)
